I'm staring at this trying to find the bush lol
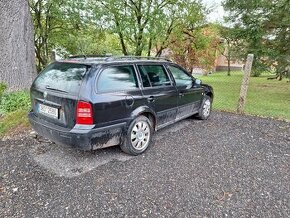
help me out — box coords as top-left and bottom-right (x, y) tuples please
(0, 90), (31, 115)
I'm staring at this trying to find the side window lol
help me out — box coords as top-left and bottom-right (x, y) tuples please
(97, 65), (138, 93)
(138, 65), (171, 87)
(168, 65), (193, 88)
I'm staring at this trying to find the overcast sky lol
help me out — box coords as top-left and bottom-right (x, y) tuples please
(201, 0), (225, 23)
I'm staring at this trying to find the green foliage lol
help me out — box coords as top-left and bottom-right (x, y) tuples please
(0, 91), (31, 115)
(29, 0), (220, 73)
(0, 90), (31, 136)
(217, 26), (243, 76)
(59, 31), (123, 57)
(223, 0), (290, 78)
(29, 0), (127, 71)
(90, 0), (206, 56)
(0, 83), (7, 99)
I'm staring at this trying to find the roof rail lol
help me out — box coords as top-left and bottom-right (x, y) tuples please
(105, 56), (172, 62)
(68, 54), (113, 59)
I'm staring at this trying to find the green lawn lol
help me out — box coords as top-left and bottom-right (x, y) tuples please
(0, 90), (31, 138)
(0, 110), (30, 137)
(198, 71), (290, 121)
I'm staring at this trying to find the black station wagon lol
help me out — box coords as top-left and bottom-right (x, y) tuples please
(28, 56), (214, 155)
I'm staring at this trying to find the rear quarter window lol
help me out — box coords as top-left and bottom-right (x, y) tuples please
(97, 65), (138, 93)
(33, 62), (89, 95)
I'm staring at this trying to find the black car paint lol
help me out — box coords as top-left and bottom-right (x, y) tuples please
(29, 60), (213, 150)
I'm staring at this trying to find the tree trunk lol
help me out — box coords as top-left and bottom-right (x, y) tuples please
(0, 0), (36, 90)
(227, 40), (231, 76)
(227, 57), (231, 76)
(147, 38), (152, 56)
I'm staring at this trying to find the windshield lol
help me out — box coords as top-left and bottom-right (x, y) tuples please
(33, 62), (90, 95)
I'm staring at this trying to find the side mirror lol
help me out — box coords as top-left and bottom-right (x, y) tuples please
(195, 79), (202, 85)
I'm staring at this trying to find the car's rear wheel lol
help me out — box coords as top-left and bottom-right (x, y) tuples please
(120, 115), (153, 155)
(197, 95), (212, 120)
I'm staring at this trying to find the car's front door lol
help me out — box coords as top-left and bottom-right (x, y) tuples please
(166, 65), (203, 120)
(137, 64), (178, 128)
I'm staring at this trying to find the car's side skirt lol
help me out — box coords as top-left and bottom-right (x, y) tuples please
(156, 109), (198, 131)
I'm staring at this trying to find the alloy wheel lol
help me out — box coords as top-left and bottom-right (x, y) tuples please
(130, 121), (151, 150)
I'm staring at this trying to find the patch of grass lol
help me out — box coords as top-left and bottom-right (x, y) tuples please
(0, 110), (30, 137)
(0, 90), (31, 137)
(198, 71), (290, 121)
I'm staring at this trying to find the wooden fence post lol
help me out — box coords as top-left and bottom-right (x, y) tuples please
(237, 54), (254, 114)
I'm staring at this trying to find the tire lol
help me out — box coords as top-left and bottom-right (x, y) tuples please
(120, 115), (153, 155)
(197, 95), (212, 120)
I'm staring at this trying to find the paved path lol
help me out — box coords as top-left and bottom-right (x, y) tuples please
(0, 112), (289, 217)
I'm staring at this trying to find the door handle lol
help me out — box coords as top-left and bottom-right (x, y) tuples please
(179, 92), (185, 97)
(147, 96), (155, 103)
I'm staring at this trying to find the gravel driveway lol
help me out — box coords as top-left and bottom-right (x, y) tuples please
(0, 112), (289, 217)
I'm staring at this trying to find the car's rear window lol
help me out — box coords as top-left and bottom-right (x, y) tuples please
(33, 62), (90, 95)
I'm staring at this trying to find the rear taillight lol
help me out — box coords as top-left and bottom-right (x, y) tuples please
(76, 101), (93, 125)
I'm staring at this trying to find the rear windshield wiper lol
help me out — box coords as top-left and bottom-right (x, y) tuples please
(45, 85), (68, 93)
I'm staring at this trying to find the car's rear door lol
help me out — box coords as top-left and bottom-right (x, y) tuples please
(92, 64), (143, 127)
(166, 64), (203, 120)
(137, 64), (178, 128)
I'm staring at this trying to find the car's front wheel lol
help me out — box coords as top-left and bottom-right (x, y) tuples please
(120, 115), (153, 155)
(197, 95), (212, 120)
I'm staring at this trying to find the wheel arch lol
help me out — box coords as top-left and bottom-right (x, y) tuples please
(130, 106), (157, 131)
(202, 84), (214, 100)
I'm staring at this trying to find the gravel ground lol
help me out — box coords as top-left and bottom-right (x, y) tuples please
(0, 112), (289, 217)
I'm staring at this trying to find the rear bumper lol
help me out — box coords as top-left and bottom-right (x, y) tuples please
(28, 113), (126, 151)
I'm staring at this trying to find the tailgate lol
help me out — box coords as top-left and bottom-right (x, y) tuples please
(31, 88), (78, 129)
(30, 62), (90, 129)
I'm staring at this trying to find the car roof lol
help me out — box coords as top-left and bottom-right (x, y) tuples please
(58, 55), (173, 66)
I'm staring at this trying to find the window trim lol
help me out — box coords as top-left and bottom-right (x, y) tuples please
(135, 63), (174, 89)
(95, 64), (140, 94)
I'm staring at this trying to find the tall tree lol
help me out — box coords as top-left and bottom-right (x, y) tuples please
(29, 0), (90, 71)
(223, 0), (290, 79)
(91, 0), (206, 56)
(168, 24), (221, 73)
(219, 26), (241, 76)
(0, 0), (36, 90)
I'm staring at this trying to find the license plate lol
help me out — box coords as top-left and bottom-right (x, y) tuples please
(39, 103), (58, 119)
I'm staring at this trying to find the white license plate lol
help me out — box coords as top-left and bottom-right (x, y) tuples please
(39, 103), (58, 119)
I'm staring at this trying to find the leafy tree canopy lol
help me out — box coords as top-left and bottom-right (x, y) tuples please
(90, 0), (206, 56)
(29, 0), (122, 71)
(29, 0), (222, 73)
(223, 0), (290, 78)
